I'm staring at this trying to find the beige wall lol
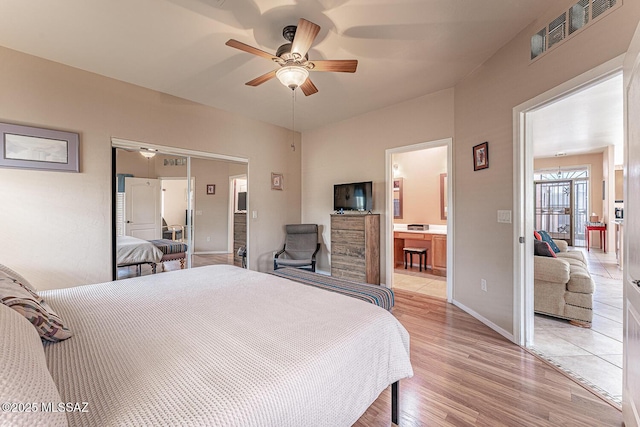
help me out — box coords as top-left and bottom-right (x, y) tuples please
(0, 46), (301, 290)
(393, 146), (447, 225)
(534, 152), (604, 247)
(302, 88), (455, 276)
(453, 0), (640, 333)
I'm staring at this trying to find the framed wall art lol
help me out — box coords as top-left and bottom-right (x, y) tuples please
(206, 184), (216, 195)
(271, 173), (283, 190)
(473, 141), (489, 171)
(0, 122), (79, 172)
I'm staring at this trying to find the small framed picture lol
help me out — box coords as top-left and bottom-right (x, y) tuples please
(271, 173), (283, 191)
(473, 141), (489, 171)
(206, 184), (215, 195)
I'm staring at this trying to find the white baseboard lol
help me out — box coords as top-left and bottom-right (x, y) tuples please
(452, 299), (515, 343)
(315, 269), (330, 276)
(193, 251), (230, 255)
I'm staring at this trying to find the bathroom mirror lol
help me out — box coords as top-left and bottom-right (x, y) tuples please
(440, 173), (447, 220)
(393, 178), (403, 219)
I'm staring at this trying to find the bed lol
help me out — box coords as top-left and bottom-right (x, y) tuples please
(116, 235), (163, 273)
(2, 265), (413, 426)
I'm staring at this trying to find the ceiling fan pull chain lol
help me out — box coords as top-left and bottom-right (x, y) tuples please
(291, 88), (296, 151)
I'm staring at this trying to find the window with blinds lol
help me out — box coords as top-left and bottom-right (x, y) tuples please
(116, 192), (125, 237)
(530, 0), (621, 61)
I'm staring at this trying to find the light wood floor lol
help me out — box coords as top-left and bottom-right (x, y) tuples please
(355, 290), (622, 427)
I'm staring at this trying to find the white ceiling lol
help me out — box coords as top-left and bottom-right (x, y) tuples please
(530, 73), (623, 165)
(0, 0), (559, 131)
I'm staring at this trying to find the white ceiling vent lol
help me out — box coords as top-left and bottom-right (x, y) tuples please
(592, 0), (617, 19)
(531, 0), (621, 61)
(548, 13), (567, 49)
(569, 0), (589, 34)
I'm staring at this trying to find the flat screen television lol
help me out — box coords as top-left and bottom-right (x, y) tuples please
(334, 181), (373, 212)
(237, 191), (247, 211)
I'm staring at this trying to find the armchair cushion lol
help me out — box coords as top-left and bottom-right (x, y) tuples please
(274, 224), (320, 271)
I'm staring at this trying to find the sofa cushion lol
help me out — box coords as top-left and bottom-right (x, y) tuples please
(534, 256), (570, 284)
(534, 240), (556, 257)
(557, 250), (587, 266)
(537, 230), (560, 253)
(566, 265), (595, 294)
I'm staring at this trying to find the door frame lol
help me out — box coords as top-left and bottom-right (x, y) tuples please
(385, 137), (454, 302)
(512, 55), (624, 346)
(228, 174), (247, 253)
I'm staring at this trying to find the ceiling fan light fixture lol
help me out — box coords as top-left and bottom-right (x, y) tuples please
(140, 149), (157, 158)
(276, 65), (309, 89)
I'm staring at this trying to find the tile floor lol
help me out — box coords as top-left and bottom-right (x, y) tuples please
(393, 265), (447, 299)
(531, 247), (623, 406)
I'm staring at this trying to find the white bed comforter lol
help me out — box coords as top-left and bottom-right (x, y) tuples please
(42, 265), (413, 427)
(116, 235), (163, 266)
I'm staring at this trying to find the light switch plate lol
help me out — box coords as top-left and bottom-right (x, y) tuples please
(497, 210), (512, 223)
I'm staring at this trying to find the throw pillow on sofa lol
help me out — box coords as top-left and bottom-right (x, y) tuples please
(534, 239), (557, 257)
(537, 230), (560, 253)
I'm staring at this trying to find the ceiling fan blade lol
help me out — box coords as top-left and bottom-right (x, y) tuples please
(300, 78), (318, 96)
(246, 70), (277, 86)
(226, 39), (278, 61)
(309, 60), (358, 73)
(291, 18), (321, 58)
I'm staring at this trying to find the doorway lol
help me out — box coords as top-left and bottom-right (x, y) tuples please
(514, 58), (624, 405)
(385, 138), (453, 302)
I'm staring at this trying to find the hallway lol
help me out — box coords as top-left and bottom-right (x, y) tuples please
(531, 247), (622, 406)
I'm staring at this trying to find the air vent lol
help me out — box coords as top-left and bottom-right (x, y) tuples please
(530, 0), (621, 62)
(531, 28), (547, 60)
(569, 0), (589, 34)
(548, 13), (567, 49)
(592, 0), (617, 19)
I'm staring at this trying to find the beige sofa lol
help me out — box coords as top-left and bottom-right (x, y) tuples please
(534, 239), (595, 326)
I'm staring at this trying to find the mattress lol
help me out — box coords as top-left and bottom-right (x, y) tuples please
(41, 265), (413, 427)
(116, 235), (163, 266)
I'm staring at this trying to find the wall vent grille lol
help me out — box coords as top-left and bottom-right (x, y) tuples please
(531, 0), (621, 61)
(548, 13), (567, 49)
(569, 0), (589, 34)
(592, 0), (617, 19)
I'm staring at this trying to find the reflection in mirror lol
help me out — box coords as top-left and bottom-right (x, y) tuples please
(440, 173), (447, 220)
(393, 178), (403, 219)
(114, 147), (248, 280)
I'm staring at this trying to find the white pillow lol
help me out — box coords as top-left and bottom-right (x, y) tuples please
(0, 303), (68, 426)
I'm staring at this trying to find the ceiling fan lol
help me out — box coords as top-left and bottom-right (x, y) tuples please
(225, 18), (358, 96)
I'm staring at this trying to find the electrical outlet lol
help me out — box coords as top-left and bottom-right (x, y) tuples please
(481, 279), (487, 292)
(206, 236), (210, 242)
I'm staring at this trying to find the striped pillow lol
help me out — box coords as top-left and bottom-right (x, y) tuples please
(0, 271), (72, 342)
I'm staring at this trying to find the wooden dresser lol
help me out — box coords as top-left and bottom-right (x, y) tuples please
(330, 214), (380, 284)
(233, 212), (246, 267)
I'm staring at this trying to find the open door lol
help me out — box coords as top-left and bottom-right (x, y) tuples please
(124, 177), (161, 239)
(623, 21), (640, 427)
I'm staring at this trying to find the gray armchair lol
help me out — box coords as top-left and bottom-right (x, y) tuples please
(274, 224), (321, 272)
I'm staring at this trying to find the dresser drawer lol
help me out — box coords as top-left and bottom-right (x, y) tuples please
(331, 216), (366, 231)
